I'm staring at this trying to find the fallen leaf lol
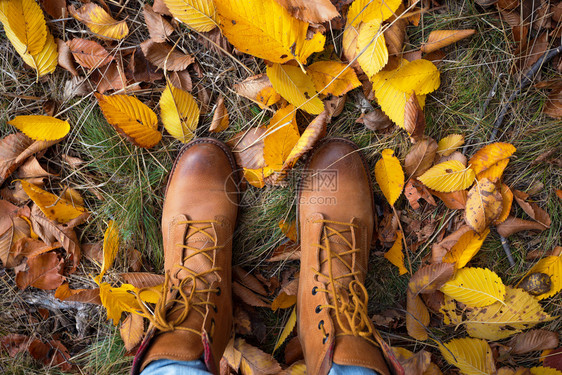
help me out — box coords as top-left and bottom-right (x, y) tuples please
(168, 69), (192, 92)
(496, 184), (513, 224)
(3, 0), (47, 55)
(404, 93), (425, 141)
(375, 148), (404, 206)
(437, 134), (464, 156)
(509, 330), (559, 355)
(163, 0), (217, 32)
(465, 178), (503, 233)
(469, 142), (516, 181)
(384, 231), (407, 275)
(236, 338), (283, 374)
(418, 160), (475, 193)
(544, 88), (562, 119)
(130, 47), (163, 83)
(512, 190), (551, 228)
(8, 115), (70, 141)
(215, 0), (325, 64)
(94, 61), (127, 94)
(404, 179), (437, 210)
(346, 0), (402, 26)
(391, 347), (431, 375)
(0, 133), (34, 184)
(384, 7), (407, 58)
(233, 281), (270, 307)
(210, 95), (229, 133)
(355, 19), (389, 78)
(273, 0), (338, 23)
(421, 29), (476, 54)
(143, 4), (174, 43)
(307, 61), (361, 96)
(273, 306), (296, 352)
(518, 251), (562, 300)
(234, 74), (281, 108)
(231, 127), (267, 170)
(267, 63), (324, 114)
(496, 216), (548, 237)
(440, 267), (505, 307)
(94, 220), (119, 283)
(120, 313), (144, 351)
(233, 266), (268, 296)
(68, 3), (128, 40)
(356, 109), (393, 131)
(159, 84), (200, 143)
(140, 40), (194, 71)
(542, 348), (562, 372)
(438, 337), (496, 375)
(463, 287), (554, 340)
(15, 251), (65, 290)
(56, 38), (78, 76)
(404, 137), (438, 178)
(42, 0), (66, 19)
(96, 93), (162, 149)
(443, 228), (490, 269)
(66, 38), (114, 69)
(262, 105), (301, 175)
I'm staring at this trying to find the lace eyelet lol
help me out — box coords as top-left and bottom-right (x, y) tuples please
(315, 305), (322, 314)
(216, 287), (221, 296)
(322, 334), (329, 344)
(312, 286), (318, 295)
(212, 305), (218, 313)
(318, 320), (324, 329)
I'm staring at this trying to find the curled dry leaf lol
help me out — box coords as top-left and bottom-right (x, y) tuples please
(404, 93), (425, 142)
(437, 134), (464, 156)
(234, 74), (281, 108)
(42, 0), (66, 19)
(274, 0), (338, 23)
(215, 0), (325, 65)
(324, 95), (346, 117)
(210, 95), (229, 133)
(234, 338), (282, 374)
(512, 190), (551, 228)
(496, 216), (547, 237)
(68, 3), (128, 40)
(0, 133), (33, 184)
(233, 266), (268, 296)
(56, 38), (78, 76)
(509, 330), (559, 354)
(168, 70), (193, 92)
(96, 93), (162, 149)
(404, 137), (438, 178)
(15, 251), (65, 290)
(469, 142), (516, 182)
(384, 7), (407, 58)
(159, 84), (200, 143)
(140, 40), (194, 71)
(356, 108), (393, 131)
(306, 61), (361, 96)
(375, 149), (404, 206)
(418, 160), (475, 193)
(404, 179), (437, 210)
(143, 4), (174, 43)
(421, 29), (476, 54)
(8, 115), (70, 141)
(130, 47), (163, 83)
(66, 38), (114, 69)
(465, 178), (503, 233)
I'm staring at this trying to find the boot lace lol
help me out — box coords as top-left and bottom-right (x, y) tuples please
(312, 219), (375, 345)
(137, 220), (221, 336)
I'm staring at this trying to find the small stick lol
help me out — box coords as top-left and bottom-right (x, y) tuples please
(498, 231), (516, 267)
(490, 44), (562, 141)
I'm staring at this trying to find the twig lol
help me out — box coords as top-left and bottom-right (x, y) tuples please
(498, 231), (516, 267)
(490, 44), (562, 141)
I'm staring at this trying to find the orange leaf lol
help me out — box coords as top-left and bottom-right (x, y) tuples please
(68, 3), (128, 40)
(15, 252), (65, 290)
(421, 29), (476, 54)
(140, 40), (194, 71)
(66, 38), (114, 69)
(120, 313), (144, 351)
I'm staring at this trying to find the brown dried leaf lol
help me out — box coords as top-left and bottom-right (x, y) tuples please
(465, 178), (503, 233)
(404, 93), (425, 142)
(42, 0), (67, 19)
(56, 38), (78, 76)
(93, 62), (127, 94)
(143, 4), (174, 43)
(234, 74), (280, 108)
(324, 95), (346, 117)
(235, 338), (282, 374)
(67, 38), (114, 69)
(392, 347), (431, 375)
(140, 40), (194, 71)
(430, 189), (468, 210)
(512, 190), (551, 228)
(168, 70), (193, 92)
(508, 329), (559, 354)
(120, 313), (144, 352)
(153, 0), (172, 15)
(406, 289), (430, 340)
(421, 29), (476, 54)
(0, 226), (13, 267)
(544, 88), (562, 119)
(384, 7), (407, 58)
(496, 216), (547, 237)
(0, 133), (34, 184)
(356, 109), (393, 131)
(273, 0), (338, 23)
(129, 47), (163, 83)
(404, 137), (438, 178)
(15, 252), (65, 290)
(436, 151), (468, 166)
(210, 95), (229, 133)
(233, 281), (270, 307)
(409, 263), (455, 295)
(230, 127), (267, 170)
(234, 266), (268, 296)
(404, 179), (437, 210)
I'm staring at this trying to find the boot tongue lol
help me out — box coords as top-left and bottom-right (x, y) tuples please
(174, 222), (218, 285)
(318, 222), (356, 298)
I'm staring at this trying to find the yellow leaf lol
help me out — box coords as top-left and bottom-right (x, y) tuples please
(530, 367), (562, 375)
(267, 63), (324, 114)
(375, 148), (404, 205)
(3, 0), (46, 55)
(384, 231), (407, 275)
(159, 84), (200, 143)
(95, 221), (119, 283)
(518, 252), (562, 300)
(19, 180), (87, 224)
(8, 115), (70, 141)
(347, 0), (402, 26)
(120, 313), (144, 352)
(307, 61), (361, 96)
(469, 142), (516, 181)
(163, 0), (217, 32)
(22, 31), (58, 78)
(279, 220), (297, 242)
(406, 289), (429, 340)
(438, 337), (496, 375)
(437, 134), (464, 156)
(496, 184), (513, 224)
(443, 228), (489, 269)
(263, 105), (301, 171)
(99, 282), (160, 325)
(465, 178), (503, 233)
(281, 111), (328, 171)
(356, 19), (388, 78)
(69, 3), (129, 40)
(440, 267), (506, 307)
(273, 307), (296, 351)
(236, 338), (282, 374)
(462, 287), (555, 341)
(271, 291), (297, 311)
(96, 93), (162, 149)
(418, 160), (475, 193)
(421, 29), (476, 54)
(215, 0), (325, 64)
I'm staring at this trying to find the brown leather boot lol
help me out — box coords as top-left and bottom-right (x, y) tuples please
(132, 138), (239, 374)
(297, 138), (402, 375)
